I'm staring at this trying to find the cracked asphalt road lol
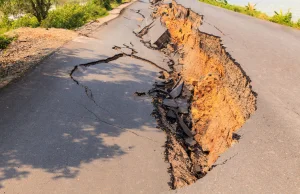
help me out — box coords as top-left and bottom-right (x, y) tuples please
(0, 1), (171, 193)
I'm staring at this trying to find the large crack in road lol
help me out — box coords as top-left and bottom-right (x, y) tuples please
(69, 42), (168, 144)
(69, 0), (257, 190)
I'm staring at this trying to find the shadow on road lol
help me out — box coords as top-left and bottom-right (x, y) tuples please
(0, 45), (162, 188)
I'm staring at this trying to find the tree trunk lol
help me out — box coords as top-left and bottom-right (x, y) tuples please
(29, 0), (52, 23)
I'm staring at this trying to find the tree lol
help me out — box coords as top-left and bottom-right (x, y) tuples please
(28, 0), (56, 22)
(0, 0), (57, 23)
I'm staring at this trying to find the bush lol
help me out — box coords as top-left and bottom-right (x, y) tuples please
(103, 0), (112, 10)
(11, 14), (39, 29)
(297, 19), (300, 28)
(84, 2), (108, 20)
(42, 4), (87, 29)
(0, 15), (12, 32)
(270, 10), (293, 26)
(41, 2), (107, 29)
(233, 7), (241, 12)
(0, 35), (13, 49)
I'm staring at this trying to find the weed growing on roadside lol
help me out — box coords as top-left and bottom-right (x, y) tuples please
(0, 35), (14, 49)
(199, 0), (299, 29)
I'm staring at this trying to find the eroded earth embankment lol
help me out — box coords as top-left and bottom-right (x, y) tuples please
(149, 0), (256, 188)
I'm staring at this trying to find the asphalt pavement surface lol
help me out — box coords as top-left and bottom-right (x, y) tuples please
(1, 0), (300, 193)
(0, 1), (171, 193)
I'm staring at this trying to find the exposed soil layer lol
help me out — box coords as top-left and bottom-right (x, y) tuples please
(150, 0), (256, 189)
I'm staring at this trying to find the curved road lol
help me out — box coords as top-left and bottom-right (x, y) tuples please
(0, 0), (300, 193)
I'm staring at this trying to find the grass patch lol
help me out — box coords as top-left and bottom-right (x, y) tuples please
(199, 0), (300, 29)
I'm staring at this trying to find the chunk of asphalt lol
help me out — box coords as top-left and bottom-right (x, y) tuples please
(178, 107), (189, 114)
(133, 17), (154, 34)
(175, 98), (188, 107)
(148, 19), (170, 48)
(165, 78), (173, 83)
(166, 109), (177, 119)
(148, 88), (170, 96)
(168, 108), (194, 137)
(170, 79), (184, 98)
(175, 98), (189, 114)
(178, 115), (193, 137)
(155, 81), (166, 87)
(185, 137), (197, 146)
(172, 77), (182, 89)
(163, 99), (178, 108)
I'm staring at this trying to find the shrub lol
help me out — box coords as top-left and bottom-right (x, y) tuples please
(0, 35), (13, 49)
(103, 0), (112, 10)
(0, 15), (12, 32)
(270, 10), (293, 26)
(84, 2), (108, 20)
(42, 4), (87, 29)
(233, 7), (241, 12)
(11, 14), (39, 29)
(297, 19), (300, 28)
(41, 2), (107, 29)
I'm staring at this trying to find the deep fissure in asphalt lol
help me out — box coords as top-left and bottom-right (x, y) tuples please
(69, 0), (257, 190)
(146, 0), (257, 189)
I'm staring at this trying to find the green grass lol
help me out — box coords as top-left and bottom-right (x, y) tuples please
(199, 0), (300, 29)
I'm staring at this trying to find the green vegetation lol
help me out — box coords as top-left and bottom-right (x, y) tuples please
(11, 14), (40, 28)
(0, 0), (125, 31)
(0, 0), (56, 23)
(199, 0), (300, 29)
(0, 35), (13, 49)
(0, 0), (126, 49)
(41, 2), (108, 29)
(270, 10), (293, 27)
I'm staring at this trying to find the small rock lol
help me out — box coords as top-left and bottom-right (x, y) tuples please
(170, 80), (184, 98)
(163, 99), (178, 107)
(194, 165), (202, 173)
(185, 137), (197, 146)
(166, 110), (177, 119)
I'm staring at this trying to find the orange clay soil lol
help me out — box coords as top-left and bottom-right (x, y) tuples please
(157, 0), (256, 176)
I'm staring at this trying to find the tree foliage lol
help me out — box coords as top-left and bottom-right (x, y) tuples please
(0, 0), (57, 22)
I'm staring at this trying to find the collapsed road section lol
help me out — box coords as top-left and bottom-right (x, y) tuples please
(140, 0), (256, 189)
(69, 0), (257, 190)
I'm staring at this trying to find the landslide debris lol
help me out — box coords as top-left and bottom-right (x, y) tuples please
(146, 0), (256, 189)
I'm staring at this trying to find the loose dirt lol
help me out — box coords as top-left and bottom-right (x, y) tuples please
(0, 27), (77, 88)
